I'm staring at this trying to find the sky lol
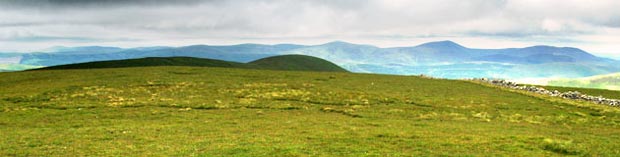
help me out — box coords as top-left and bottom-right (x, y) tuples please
(0, 0), (619, 57)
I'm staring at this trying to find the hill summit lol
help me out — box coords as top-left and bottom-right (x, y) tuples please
(249, 54), (348, 72)
(415, 40), (466, 49)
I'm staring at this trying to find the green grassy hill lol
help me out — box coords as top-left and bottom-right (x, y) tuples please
(547, 73), (620, 90)
(36, 55), (348, 72)
(36, 57), (248, 70)
(249, 54), (348, 72)
(1, 66), (620, 156)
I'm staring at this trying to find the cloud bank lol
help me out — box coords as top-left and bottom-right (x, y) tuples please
(0, 0), (618, 56)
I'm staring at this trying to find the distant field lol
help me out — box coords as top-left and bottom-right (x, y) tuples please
(538, 85), (620, 100)
(545, 72), (620, 91)
(0, 63), (42, 72)
(1, 67), (620, 156)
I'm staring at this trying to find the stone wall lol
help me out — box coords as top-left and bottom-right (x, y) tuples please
(472, 78), (620, 107)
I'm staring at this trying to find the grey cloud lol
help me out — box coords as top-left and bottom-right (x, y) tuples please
(0, 0), (618, 53)
(3, 35), (141, 43)
(7, 36), (103, 42)
(0, 0), (209, 8)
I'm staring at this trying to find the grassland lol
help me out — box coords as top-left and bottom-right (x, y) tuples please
(1, 66), (620, 156)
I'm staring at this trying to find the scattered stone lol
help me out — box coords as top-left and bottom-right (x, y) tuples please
(471, 78), (620, 107)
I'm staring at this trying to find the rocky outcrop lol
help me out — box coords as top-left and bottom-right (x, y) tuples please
(472, 78), (620, 107)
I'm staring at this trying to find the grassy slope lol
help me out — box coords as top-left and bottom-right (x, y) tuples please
(1, 67), (620, 156)
(249, 54), (348, 72)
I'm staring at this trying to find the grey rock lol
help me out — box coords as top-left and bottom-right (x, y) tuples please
(470, 78), (619, 107)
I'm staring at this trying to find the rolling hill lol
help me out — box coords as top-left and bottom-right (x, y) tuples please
(35, 55), (348, 72)
(3, 41), (620, 79)
(248, 54), (348, 72)
(36, 57), (249, 70)
(1, 66), (619, 156)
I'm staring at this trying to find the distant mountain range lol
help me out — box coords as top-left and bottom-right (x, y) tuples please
(2, 40), (619, 79)
(36, 55), (348, 72)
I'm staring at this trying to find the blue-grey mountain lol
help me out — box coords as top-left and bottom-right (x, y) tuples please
(2, 41), (619, 79)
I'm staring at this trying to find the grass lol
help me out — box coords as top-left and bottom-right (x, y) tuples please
(1, 66), (620, 156)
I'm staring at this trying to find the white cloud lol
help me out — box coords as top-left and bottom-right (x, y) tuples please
(0, 0), (618, 56)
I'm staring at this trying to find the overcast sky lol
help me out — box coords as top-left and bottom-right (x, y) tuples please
(0, 0), (619, 57)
